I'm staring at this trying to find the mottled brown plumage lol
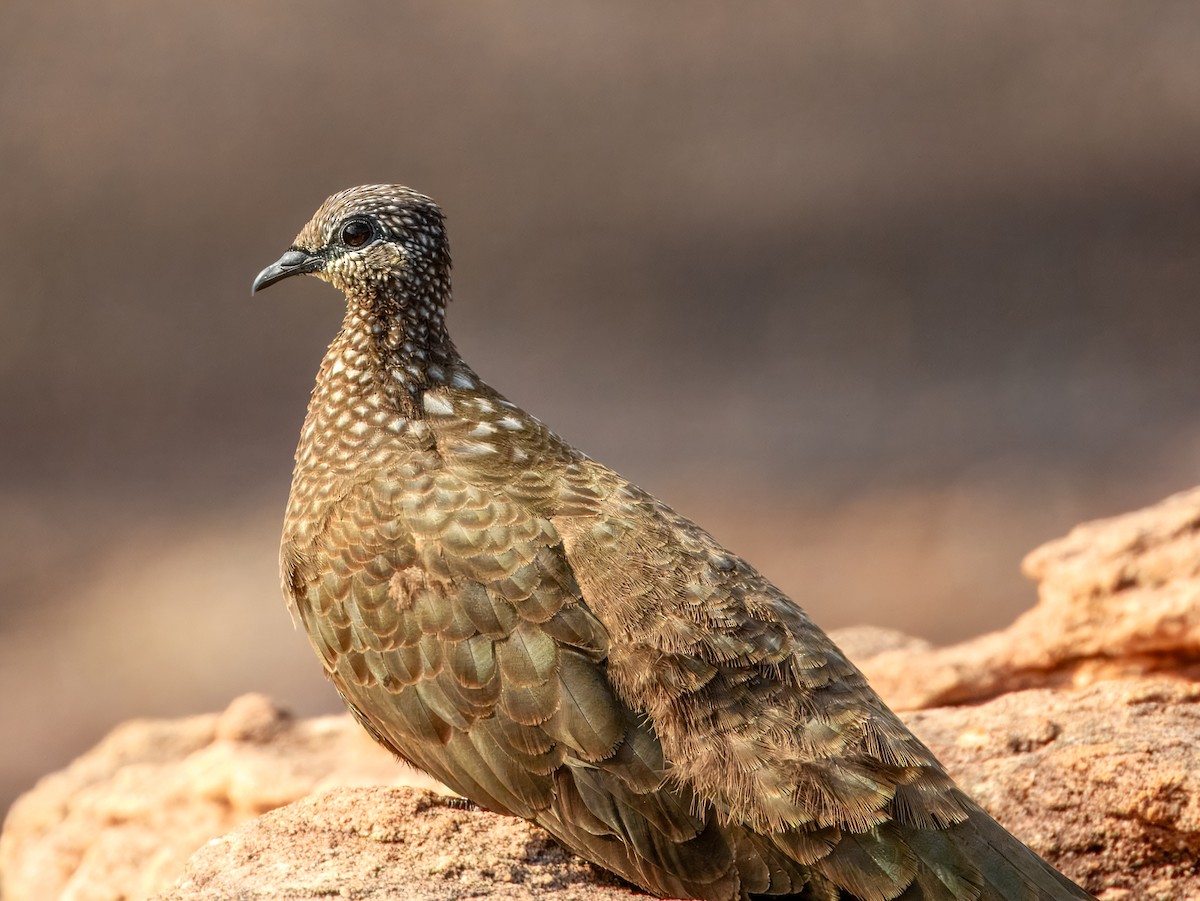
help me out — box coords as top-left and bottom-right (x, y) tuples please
(252, 185), (1094, 900)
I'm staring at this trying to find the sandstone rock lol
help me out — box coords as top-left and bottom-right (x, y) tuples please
(905, 678), (1200, 901)
(842, 487), (1200, 710)
(0, 694), (443, 901)
(157, 786), (637, 901)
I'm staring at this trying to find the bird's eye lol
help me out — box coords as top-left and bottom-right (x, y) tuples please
(340, 219), (373, 248)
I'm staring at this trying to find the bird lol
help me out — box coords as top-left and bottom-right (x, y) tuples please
(252, 184), (1095, 901)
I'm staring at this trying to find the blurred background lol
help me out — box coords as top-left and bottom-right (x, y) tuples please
(2, 2), (1199, 819)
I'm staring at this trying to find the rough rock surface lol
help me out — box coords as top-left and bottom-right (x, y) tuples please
(4, 488), (1200, 900)
(159, 786), (638, 901)
(906, 679), (1200, 900)
(0, 694), (443, 901)
(840, 486), (1200, 710)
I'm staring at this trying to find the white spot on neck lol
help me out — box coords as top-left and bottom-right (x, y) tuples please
(453, 441), (497, 457)
(422, 392), (455, 416)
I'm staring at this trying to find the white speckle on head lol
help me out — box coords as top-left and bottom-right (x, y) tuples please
(450, 371), (477, 389)
(497, 415), (524, 431)
(422, 392), (455, 416)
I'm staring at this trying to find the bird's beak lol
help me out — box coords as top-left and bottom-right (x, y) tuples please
(251, 249), (324, 294)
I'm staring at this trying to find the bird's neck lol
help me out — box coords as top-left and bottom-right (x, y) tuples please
(322, 295), (473, 420)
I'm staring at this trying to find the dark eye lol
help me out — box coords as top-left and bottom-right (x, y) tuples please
(340, 218), (373, 248)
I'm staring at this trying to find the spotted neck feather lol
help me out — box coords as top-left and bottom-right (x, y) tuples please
(292, 280), (488, 479)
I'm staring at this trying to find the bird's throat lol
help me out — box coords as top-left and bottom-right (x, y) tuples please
(338, 294), (462, 419)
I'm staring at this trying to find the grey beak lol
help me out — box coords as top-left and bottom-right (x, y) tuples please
(251, 249), (324, 294)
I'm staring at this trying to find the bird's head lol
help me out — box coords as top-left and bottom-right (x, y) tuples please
(252, 185), (452, 306)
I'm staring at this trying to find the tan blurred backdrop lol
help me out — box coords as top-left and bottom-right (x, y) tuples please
(2, 2), (1199, 818)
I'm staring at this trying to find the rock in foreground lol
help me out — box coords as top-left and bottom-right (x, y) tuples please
(906, 678), (1200, 899)
(160, 786), (637, 901)
(0, 694), (443, 901)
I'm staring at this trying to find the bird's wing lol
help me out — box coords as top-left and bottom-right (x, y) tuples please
(551, 460), (1094, 901)
(281, 468), (603, 810)
(283, 465), (798, 899)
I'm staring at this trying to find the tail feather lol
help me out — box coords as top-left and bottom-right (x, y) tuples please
(760, 797), (1093, 900)
(952, 802), (1093, 900)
